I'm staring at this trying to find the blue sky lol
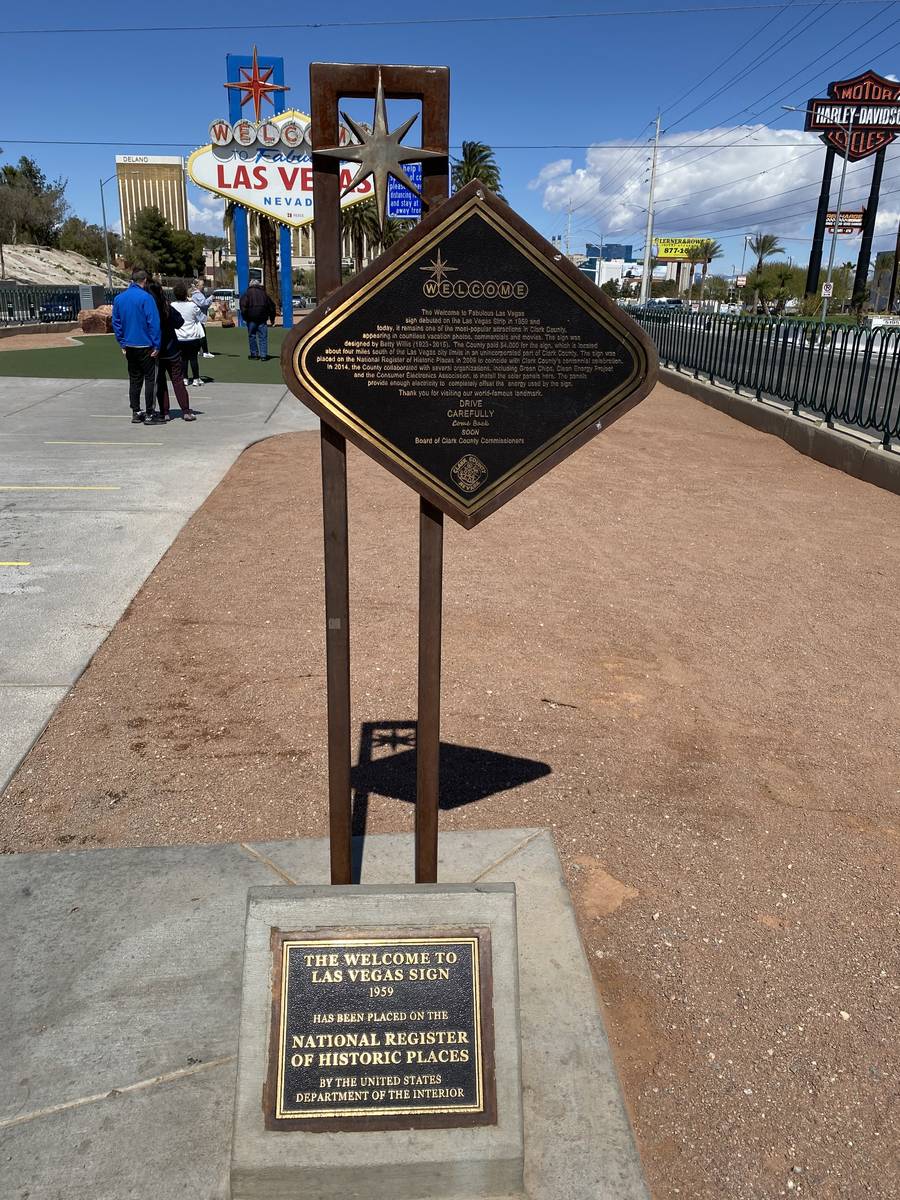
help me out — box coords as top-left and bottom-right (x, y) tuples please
(2, 0), (899, 272)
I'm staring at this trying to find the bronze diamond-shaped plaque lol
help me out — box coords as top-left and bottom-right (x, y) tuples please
(283, 182), (657, 528)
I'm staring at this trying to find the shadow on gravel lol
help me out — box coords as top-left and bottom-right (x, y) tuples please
(349, 720), (552, 860)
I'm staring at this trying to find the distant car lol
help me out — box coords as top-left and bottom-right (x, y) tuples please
(38, 295), (78, 322)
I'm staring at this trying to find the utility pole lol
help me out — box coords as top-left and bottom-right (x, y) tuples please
(564, 202), (572, 257)
(640, 111), (661, 306)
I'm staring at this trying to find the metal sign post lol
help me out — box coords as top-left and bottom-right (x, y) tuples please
(307, 62), (450, 885)
(290, 64), (656, 889)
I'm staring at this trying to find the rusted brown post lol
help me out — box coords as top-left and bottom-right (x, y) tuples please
(309, 63), (450, 883)
(311, 63), (352, 884)
(415, 500), (444, 883)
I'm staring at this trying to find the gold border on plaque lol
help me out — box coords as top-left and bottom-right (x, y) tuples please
(274, 935), (484, 1121)
(292, 194), (650, 518)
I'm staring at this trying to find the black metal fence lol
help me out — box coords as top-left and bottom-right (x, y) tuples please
(633, 310), (900, 449)
(0, 286), (82, 326)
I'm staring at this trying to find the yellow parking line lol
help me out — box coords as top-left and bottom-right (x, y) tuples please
(45, 441), (162, 446)
(0, 561), (30, 566)
(0, 485), (121, 491)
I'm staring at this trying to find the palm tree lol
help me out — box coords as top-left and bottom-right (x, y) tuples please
(748, 232), (784, 314)
(451, 141), (502, 195)
(340, 199), (382, 273)
(696, 238), (723, 304)
(223, 203), (280, 310)
(339, 200), (413, 276)
(256, 217), (279, 309)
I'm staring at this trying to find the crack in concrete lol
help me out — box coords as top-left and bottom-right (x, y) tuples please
(263, 388), (291, 424)
(472, 829), (546, 882)
(0, 380), (89, 420)
(0, 1054), (236, 1130)
(240, 841), (298, 884)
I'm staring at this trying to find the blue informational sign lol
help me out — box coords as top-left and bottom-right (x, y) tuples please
(388, 164), (423, 218)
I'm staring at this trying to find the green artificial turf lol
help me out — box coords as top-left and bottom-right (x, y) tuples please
(0, 325), (288, 383)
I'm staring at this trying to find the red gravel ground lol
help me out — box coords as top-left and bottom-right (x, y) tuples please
(3, 382), (899, 1200)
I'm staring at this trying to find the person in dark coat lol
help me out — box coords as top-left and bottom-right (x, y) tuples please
(111, 269), (161, 422)
(147, 282), (196, 422)
(239, 280), (276, 361)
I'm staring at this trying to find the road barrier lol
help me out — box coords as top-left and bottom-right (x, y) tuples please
(634, 311), (900, 449)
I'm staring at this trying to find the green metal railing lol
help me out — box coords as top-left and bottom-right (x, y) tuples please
(634, 311), (900, 449)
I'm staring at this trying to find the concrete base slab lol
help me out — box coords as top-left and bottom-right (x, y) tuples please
(231, 884), (524, 1200)
(0, 829), (647, 1200)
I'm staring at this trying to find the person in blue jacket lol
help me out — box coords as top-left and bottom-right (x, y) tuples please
(111, 269), (161, 423)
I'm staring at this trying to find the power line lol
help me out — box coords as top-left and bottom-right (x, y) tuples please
(555, 0), (844, 238)
(656, 164), (897, 226)
(0, 138), (821, 149)
(663, 0), (837, 135)
(652, 180), (900, 237)
(0, 2), (893, 35)
(658, 0), (797, 124)
(653, 5), (900, 177)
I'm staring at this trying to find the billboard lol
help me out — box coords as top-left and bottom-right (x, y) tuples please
(653, 237), (708, 262)
(188, 109), (373, 228)
(825, 209), (865, 234)
(805, 70), (900, 161)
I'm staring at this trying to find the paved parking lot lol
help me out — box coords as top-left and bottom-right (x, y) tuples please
(0, 375), (317, 791)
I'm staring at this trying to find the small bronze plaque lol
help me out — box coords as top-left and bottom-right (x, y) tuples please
(282, 181), (657, 528)
(265, 927), (496, 1131)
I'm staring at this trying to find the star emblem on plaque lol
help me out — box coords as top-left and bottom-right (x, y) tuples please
(282, 181), (657, 529)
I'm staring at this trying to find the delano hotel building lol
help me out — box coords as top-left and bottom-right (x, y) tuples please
(115, 155), (188, 242)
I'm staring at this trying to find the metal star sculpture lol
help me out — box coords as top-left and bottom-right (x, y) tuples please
(224, 45), (289, 123)
(315, 69), (444, 228)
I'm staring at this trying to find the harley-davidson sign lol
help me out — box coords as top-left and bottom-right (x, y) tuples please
(805, 70), (900, 161)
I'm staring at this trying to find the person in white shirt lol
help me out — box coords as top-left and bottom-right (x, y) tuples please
(190, 281), (215, 358)
(171, 281), (206, 387)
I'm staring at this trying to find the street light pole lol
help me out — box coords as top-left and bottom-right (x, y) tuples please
(99, 174), (116, 291)
(821, 107), (854, 324)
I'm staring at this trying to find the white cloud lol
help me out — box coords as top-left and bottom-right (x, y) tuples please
(531, 125), (892, 245)
(188, 186), (225, 234)
(527, 158), (572, 190)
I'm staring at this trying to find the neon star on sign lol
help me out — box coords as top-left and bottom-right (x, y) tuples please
(224, 44), (289, 122)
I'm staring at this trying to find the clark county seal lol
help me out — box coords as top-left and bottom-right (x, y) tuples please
(450, 454), (488, 493)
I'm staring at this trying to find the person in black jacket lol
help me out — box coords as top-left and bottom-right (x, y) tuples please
(147, 282), (196, 422)
(239, 280), (276, 361)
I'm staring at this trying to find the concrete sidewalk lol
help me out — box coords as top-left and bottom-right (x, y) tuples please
(0, 376), (317, 792)
(0, 828), (646, 1200)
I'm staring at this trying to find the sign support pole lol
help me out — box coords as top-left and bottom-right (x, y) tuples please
(311, 63), (353, 884)
(887, 217), (900, 313)
(279, 224), (293, 330)
(853, 147), (886, 305)
(308, 62), (450, 884)
(415, 500), (444, 882)
(805, 146), (835, 298)
(413, 73), (450, 884)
